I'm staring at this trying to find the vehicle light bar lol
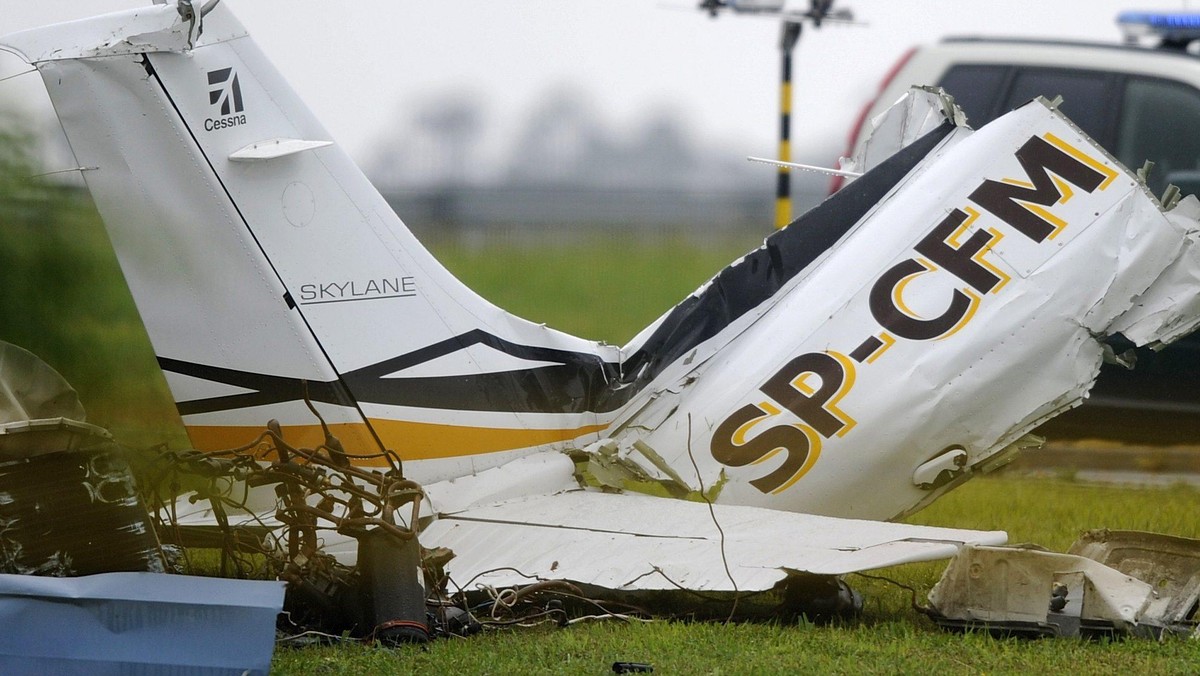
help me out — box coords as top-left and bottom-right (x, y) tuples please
(1118, 11), (1200, 45)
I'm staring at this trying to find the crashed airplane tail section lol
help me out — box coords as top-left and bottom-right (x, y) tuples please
(0, 4), (951, 498)
(1, 4), (924, 490)
(6, 3), (1200, 523)
(0, 4), (632, 479)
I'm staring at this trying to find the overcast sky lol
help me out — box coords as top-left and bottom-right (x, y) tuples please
(0, 0), (1195, 172)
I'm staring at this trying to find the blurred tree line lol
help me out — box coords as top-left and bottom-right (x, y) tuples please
(366, 86), (770, 193)
(0, 123), (180, 444)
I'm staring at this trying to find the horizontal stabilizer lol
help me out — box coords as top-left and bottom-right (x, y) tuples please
(424, 490), (1006, 592)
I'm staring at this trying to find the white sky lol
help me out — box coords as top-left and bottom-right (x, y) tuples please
(0, 0), (1195, 171)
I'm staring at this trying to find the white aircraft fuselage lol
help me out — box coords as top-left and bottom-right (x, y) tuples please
(2, 3), (1197, 536)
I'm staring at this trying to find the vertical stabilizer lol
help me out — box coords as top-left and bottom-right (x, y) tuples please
(0, 4), (620, 478)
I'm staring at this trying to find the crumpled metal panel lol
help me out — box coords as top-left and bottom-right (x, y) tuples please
(423, 489), (1006, 592)
(929, 531), (1200, 638)
(422, 452), (580, 516)
(928, 544), (1152, 637)
(1108, 195), (1200, 346)
(0, 572), (284, 675)
(1068, 529), (1200, 632)
(839, 86), (965, 177)
(0, 3), (245, 63)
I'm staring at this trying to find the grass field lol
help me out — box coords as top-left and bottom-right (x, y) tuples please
(271, 477), (1200, 675)
(1, 152), (1198, 673)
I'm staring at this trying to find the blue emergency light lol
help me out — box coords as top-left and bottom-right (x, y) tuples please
(1118, 11), (1200, 46)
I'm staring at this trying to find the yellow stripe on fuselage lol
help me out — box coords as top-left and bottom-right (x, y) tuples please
(184, 419), (609, 467)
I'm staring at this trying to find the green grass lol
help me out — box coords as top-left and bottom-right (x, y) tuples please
(429, 234), (761, 345)
(271, 476), (1200, 675)
(909, 475), (1200, 549)
(271, 621), (1200, 675)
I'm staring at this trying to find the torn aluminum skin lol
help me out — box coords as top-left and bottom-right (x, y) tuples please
(419, 452), (1007, 594)
(1068, 529), (1200, 636)
(837, 86), (966, 178)
(928, 530), (1200, 638)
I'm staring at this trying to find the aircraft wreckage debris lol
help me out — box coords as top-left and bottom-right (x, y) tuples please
(10, 3), (1200, 527)
(0, 341), (165, 576)
(143, 411), (435, 643)
(0, 341), (284, 673)
(928, 530), (1200, 639)
(5, 1), (1200, 659)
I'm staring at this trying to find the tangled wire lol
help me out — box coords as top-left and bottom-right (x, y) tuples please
(137, 400), (645, 643)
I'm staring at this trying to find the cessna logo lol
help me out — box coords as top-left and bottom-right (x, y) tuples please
(712, 131), (1118, 495)
(205, 68), (247, 131)
(208, 68), (243, 114)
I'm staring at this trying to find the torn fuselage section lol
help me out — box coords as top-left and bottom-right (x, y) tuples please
(928, 530), (1200, 638)
(603, 90), (1200, 524)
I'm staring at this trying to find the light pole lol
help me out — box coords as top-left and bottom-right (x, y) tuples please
(700, 1), (851, 229)
(775, 21), (802, 229)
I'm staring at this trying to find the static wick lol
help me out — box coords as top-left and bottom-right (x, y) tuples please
(30, 166), (98, 178)
(747, 156), (863, 179)
(0, 69), (37, 84)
